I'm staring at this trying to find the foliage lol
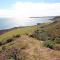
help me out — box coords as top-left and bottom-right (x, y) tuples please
(44, 40), (55, 49)
(31, 28), (49, 41)
(14, 34), (21, 38)
(0, 26), (37, 41)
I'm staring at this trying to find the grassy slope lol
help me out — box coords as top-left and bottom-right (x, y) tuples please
(0, 19), (60, 60)
(47, 21), (60, 37)
(0, 23), (49, 41)
(0, 26), (37, 41)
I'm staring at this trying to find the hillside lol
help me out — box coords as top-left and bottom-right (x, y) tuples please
(0, 29), (11, 35)
(0, 16), (60, 60)
(0, 27), (19, 35)
(0, 27), (29, 35)
(30, 16), (60, 50)
(37, 16), (60, 38)
(0, 35), (60, 60)
(46, 17), (60, 37)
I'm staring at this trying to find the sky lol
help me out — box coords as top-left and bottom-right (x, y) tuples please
(0, 0), (60, 9)
(0, 0), (60, 29)
(0, 0), (60, 18)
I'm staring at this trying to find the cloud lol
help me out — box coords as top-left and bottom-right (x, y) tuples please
(1, 2), (60, 29)
(0, 2), (60, 19)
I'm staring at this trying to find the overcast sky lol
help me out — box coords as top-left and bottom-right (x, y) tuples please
(0, 0), (60, 18)
(0, 0), (60, 29)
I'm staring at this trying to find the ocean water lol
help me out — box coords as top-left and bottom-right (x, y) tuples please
(0, 17), (53, 30)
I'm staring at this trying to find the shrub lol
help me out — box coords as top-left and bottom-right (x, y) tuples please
(0, 42), (2, 46)
(14, 34), (21, 38)
(29, 34), (35, 38)
(2, 46), (6, 50)
(54, 39), (60, 44)
(12, 48), (20, 60)
(31, 29), (49, 41)
(25, 33), (28, 35)
(6, 38), (13, 43)
(53, 44), (60, 50)
(44, 40), (55, 49)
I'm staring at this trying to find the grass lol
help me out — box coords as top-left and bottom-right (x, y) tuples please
(0, 35), (60, 60)
(0, 19), (60, 60)
(0, 26), (37, 42)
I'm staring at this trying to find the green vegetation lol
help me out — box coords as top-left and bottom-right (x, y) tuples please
(0, 17), (60, 60)
(13, 34), (21, 38)
(30, 20), (60, 50)
(31, 28), (60, 50)
(0, 26), (37, 42)
(32, 29), (49, 40)
(44, 40), (55, 49)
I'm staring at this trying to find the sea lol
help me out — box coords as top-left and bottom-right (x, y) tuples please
(0, 16), (54, 30)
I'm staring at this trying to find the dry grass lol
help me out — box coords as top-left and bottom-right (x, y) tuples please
(0, 18), (60, 60)
(0, 35), (60, 60)
(0, 26), (37, 41)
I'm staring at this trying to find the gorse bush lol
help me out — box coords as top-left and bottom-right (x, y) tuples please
(0, 34), (21, 47)
(29, 34), (34, 38)
(2, 46), (6, 50)
(0, 38), (13, 46)
(44, 40), (55, 49)
(31, 29), (49, 41)
(14, 34), (21, 38)
(31, 28), (60, 49)
(0, 42), (3, 46)
(6, 38), (13, 43)
(54, 39), (60, 44)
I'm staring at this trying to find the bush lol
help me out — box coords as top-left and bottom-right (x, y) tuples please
(25, 33), (28, 35)
(2, 46), (6, 50)
(6, 38), (13, 43)
(54, 39), (60, 44)
(53, 44), (60, 50)
(14, 34), (21, 38)
(0, 42), (2, 46)
(29, 34), (35, 38)
(44, 40), (55, 49)
(31, 29), (49, 41)
(0, 38), (14, 46)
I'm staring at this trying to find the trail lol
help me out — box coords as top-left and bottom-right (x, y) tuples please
(0, 35), (60, 60)
(13, 35), (60, 60)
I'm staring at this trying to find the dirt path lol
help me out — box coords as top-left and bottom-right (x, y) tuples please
(0, 35), (60, 60)
(12, 35), (60, 60)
